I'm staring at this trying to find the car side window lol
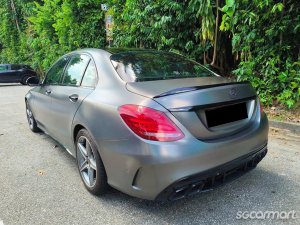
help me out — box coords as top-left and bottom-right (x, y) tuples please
(0, 65), (8, 71)
(81, 61), (97, 88)
(62, 54), (90, 86)
(45, 56), (69, 85)
(11, 65), (21, 70)
(23, 65), (32, 70)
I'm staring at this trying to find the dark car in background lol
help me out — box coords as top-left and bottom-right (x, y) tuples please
(0, 64), (38, 85)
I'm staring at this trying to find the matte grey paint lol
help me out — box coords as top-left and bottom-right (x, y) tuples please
(25, 48), (269, 200)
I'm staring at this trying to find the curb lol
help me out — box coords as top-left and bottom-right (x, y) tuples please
(269, 120), (300, 135)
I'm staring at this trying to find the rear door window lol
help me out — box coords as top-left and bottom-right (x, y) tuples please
(62, 54), (90, 86)
(81, 61), (97, 88)
(23, 65), (33, 70)
(45, 56), (70, 85)
(11, 65), (22, 70)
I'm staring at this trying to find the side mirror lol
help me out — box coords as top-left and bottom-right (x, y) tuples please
(26, 76), (40, 86)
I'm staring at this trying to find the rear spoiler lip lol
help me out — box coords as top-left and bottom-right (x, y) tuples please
(169, 95), (257, 112)
(153, 81), (251, 98)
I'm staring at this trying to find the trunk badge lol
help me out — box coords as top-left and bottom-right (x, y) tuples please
(229, 88), (238, 98)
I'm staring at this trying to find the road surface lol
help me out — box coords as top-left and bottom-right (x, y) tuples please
(0, 84), (299, 225)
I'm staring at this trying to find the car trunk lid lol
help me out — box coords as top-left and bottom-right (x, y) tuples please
(126, 78), (258, 140)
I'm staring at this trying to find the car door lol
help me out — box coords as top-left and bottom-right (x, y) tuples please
(0, 65), (18, 82)
(0, 65), (9, 82)
(31, 56), (70, 132)
(10, 65), (23, 82)
(49, 54), (95, 153)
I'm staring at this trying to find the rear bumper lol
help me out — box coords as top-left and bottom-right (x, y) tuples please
(156, 145), (267, 201)
(99, 113), (269, 200)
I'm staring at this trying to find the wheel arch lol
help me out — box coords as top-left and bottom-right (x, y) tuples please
(73, 124), (85, 144)
(73, 123), (109, 180)
(25, 91), (32, 104)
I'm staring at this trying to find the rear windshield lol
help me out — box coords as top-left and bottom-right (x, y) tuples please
(110, 51), (216, 82)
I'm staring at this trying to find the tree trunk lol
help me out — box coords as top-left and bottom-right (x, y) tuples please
(204, 51), (207, 64)
(10, 0), (20, 33)
(211, 0), (219, 66)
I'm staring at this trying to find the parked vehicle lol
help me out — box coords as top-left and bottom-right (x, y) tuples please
(0, 64), (38, 85)
(25, 48), (268, 201)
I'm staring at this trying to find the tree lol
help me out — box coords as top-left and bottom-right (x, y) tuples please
(0, 0), (299, 108)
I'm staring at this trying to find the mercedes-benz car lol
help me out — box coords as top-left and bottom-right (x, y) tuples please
(25, 48), (268, 201)
(0, 64), (37, 84)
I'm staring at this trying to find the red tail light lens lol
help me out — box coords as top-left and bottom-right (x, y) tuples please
(118, 104), (184, 141)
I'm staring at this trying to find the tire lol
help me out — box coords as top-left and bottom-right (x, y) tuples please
(25, 101), (40, 132)
(21, 75), (30, 85)
(76, 129), (108, 195)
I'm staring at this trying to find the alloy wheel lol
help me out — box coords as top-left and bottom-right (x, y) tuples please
(26, 104), (34, 129)
(77, 136), (97, 188)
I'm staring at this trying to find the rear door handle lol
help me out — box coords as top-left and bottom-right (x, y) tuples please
(69, 94), (79, 102)
(45, 90), (51, 95)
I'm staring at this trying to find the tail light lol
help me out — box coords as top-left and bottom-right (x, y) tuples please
(118, 104), (184, 141)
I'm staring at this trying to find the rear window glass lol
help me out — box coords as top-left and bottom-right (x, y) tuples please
(110, 51), (216, 82)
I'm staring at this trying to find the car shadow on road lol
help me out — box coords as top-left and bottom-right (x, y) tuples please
(96, 167), (295, 223)
(37, 132), (77, 165)
(40, 132), (296, 223)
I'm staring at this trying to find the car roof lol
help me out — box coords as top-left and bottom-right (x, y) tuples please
(104, 47), (152, 54)
(69, 48), (175, 59)
(0, 64), (29, 67)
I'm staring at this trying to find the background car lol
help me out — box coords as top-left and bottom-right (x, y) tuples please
(0, 64), (38, 85)
(25, 48), (268, 201)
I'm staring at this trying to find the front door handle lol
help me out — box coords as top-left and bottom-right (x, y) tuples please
(45, 90), (51, 95)
(69, 94), (79, 102)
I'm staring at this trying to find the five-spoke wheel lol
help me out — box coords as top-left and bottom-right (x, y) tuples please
(76, 129), (108, 195)
(77, 136), (98, 187)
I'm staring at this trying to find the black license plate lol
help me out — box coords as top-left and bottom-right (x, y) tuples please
(205, 102), (248, 127)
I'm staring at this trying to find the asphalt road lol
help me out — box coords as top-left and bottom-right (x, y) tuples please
(0, 84), (299, 225)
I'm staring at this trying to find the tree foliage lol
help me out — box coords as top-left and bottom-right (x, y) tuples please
(0, 0), (299, 108)
(0, 0), (106, 72)
(227, 0), (300, 108)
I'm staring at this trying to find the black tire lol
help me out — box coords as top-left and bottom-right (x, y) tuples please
(25, 101), (40, 132)
(76, 129), (108, 195)
(21, 75), (30, 85)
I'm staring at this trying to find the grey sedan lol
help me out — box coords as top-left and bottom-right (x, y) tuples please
(25, 48), (268, 201)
